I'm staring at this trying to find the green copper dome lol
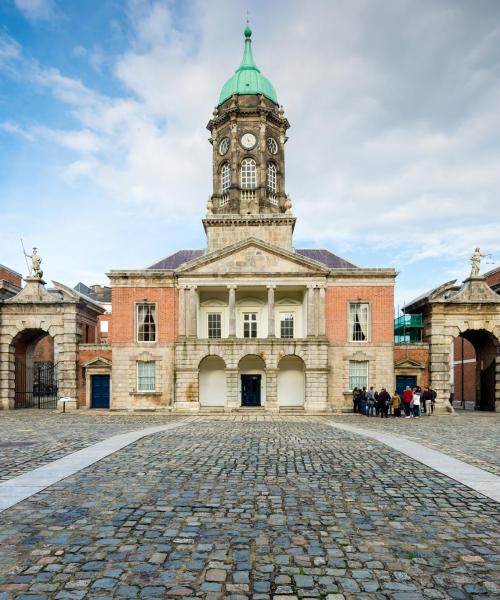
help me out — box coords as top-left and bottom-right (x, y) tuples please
(218, 26), (278, 105)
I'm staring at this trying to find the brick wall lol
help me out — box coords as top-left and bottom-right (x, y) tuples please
(325, 286), (394, 343)
(394, 345), (430, 388)
(97, 314), (111, 343)
(486, 269), (500, 288)
(33, 336), (54, 362)
(0, 267), (22, 287)
(111, 288), (178, 343)
(77, 348), (112, 406)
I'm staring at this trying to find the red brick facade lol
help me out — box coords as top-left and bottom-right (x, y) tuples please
(326, 286), (394, 343)
(111, 288), (178, 344)
(394, 345), (430, 388)
(0, 267), (22, 287)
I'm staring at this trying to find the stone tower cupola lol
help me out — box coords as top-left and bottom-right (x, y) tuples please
(203, 26), (295, 251)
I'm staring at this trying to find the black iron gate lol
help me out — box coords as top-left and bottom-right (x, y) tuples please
(15, 360), (59, 409)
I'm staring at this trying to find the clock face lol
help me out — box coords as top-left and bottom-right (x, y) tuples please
(219, 138), (229, 155)
(267, 137), (278, 154)
(240, 132), (257, 149)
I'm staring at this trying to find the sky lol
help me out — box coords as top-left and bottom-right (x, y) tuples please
(1, 0), (499, 310)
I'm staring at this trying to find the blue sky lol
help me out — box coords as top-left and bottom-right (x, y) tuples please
(1, 0), (499, 309)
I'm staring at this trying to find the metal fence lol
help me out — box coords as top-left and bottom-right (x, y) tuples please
(14, 359), (58, 409)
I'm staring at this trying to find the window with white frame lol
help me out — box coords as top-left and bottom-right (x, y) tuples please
(221, 163), (231, 194)
(137, 361), (156, 392)
(243, 313), (257, 338)
(349, 361), (368, 390)
(240, 158), (257, 189)
(349, 302), (369, 341)
(266, 162), (277, 193)
(280, 312), (294, 338)
(207, 313), (222, 339)
(137, 303), (156, 342)
(100, 320), (109, 333)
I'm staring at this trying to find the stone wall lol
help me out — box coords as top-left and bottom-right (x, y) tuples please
(203, 216), (295, 252)
(174, 338), (329, 413)
(111, 344), (174, 410)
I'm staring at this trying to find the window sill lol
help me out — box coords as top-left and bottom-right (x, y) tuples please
(131, 391), (161, 396)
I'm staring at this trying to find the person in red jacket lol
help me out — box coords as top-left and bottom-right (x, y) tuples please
(402, 386), (413, 418)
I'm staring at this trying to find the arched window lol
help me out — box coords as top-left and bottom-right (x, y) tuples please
(266, 162), (277, 193)
(221, 163), (230, 194)
(240, 158), (257, 189)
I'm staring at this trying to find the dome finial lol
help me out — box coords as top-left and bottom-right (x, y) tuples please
(244, 9), (251, 38)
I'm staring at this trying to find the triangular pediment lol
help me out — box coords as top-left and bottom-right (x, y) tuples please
(177, 238), (329, 275)
(83, 357), (112, 368)
(395, 358), (425, 369)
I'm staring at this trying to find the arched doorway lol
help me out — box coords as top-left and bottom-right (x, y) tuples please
(238, 355), (266, 407)
(199, 356), (227, 407)
(277, 355), (305, 407)
(452, 329), (498, 411)
(12, 328), (58, 409)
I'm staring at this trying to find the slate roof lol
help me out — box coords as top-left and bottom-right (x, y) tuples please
(148, 248), (357, 270)
(148, 250), (205, 270)
(295, 249), (357, 269)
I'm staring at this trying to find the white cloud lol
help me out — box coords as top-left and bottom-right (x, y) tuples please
(14, 0), (54, 21)
(1, 0), (499, 298)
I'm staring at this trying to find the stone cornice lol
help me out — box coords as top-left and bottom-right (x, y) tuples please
(203, 215), (296, 231)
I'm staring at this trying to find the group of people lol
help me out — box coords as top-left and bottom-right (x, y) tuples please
(352, 385), (436, 418)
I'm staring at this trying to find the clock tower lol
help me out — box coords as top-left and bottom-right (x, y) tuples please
(203, 26), (295, 252)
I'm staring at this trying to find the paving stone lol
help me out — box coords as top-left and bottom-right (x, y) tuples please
(0, 417), (498, 600)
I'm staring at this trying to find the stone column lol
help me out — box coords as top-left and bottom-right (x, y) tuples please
(179, 287), (186, 336)
(267, 284), (276, 338)
(228, 285), (236, 337)
(307, 285), (316, 337)
(318, 285), (326, 336)
(189, 286), (197, 337)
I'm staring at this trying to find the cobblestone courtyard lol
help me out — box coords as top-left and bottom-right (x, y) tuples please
(0, 414), (499, 599)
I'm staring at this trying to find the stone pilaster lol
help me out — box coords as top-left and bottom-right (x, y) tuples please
(267, 284), (275, 337)
(179, 286), (187, 337)
(265, 367), (278, 412)
(228, 285), (236, 337)
(307, 285), (316, 337)
(225, 368), (239, 409)
(188, 286), (198, 337)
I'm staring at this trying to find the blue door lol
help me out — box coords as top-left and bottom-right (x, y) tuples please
(396, 375), (417, 397)
(91, 375), (110, 408)
(241, 375), (261, 406)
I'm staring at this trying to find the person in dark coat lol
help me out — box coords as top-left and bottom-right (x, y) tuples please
(359, 386), (367, 415)
(352, 387), (360, 413)
(379, 388), (391, 418)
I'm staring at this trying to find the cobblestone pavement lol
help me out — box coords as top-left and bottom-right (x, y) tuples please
(0, 411), (179, 482)
(330, 412), (500, 477)
(1, 419), (499, 599)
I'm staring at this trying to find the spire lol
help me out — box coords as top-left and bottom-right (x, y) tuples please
(239, 25), (260, 72)
(217, 24), (278, 105)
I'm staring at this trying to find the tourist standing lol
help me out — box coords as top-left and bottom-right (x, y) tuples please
(379, 388), (390, 418)
(360, 386), (367, 415)
(413, 388), (421, 417)
(352, 387), (360, 413)
(392, 390), (401, 417)
(402, 386), (413, 417)
(366, 386), (375, 417)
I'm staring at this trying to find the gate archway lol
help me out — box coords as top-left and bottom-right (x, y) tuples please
(12, 328), (59, 409)
(0, 277), (103, 410)
(404, 275), (500, 413)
